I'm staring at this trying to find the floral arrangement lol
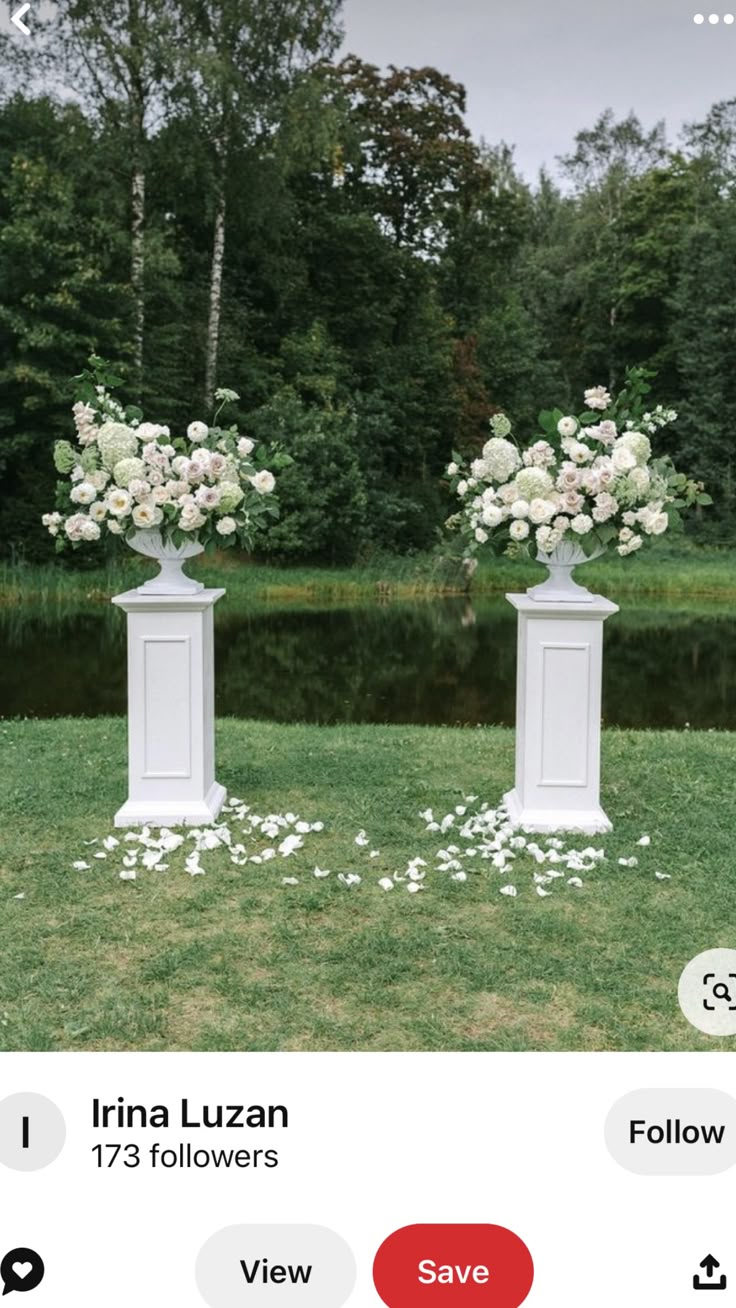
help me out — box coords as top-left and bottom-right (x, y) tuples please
(43, 357), (283, 551)
(446, 369), (710, 561)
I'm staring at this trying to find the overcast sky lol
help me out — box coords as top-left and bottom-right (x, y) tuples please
(342, 0), (736, 180)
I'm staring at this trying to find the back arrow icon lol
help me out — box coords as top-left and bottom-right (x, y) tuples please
(11, 4), (31, 36)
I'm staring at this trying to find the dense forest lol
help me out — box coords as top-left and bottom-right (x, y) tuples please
(2, 1), (736, 561)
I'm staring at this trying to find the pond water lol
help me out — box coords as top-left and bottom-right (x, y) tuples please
(1, 598), (734, 728)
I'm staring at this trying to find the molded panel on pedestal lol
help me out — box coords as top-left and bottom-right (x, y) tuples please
(540, 642), (590, 787)
(142, 636), (192, 778)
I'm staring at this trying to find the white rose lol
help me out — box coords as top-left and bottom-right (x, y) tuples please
(481, 504), (502, 528)
(561, 490), (584, 515)
(553, 516), (570, 533)
(88, 501), (107, 523)
(251, 469), (276, 495)
(132, 502), (157, 528)
(557, 416), (578, 438)
(457, 480), (469, 497)
(137, 423), (170, 442)
(568, 440), (593, 465)
(617, 533), (643, 556)
(571, 513), (594, 535)
(70, 481), (97, 505)
(190, 447), (211, 467)
(592, 492), (618, 523)
(194, 484), (221, 509)
(106, 488), (132, 518)
(216, 516), (237, 536)
(612, 445), (636, 473)
(107, 519), (123, 535)
(172, 456), (190, 477)
(180, 504), (206, 532)
(619, 527), (634, 543)
(510, 499), (529, 519)
(474, 527), (488, 544)
(509, 520), (529, 541)
(648, 512), (668, 536)
(187, 421), (209, 442)
(208, 452), (227, 478)
(238, 437), (255, 458)
(80, 518), (101, 542)
(556, 465), (581, 492)
(446, 461), (459, 476)
(584, 386), (612, 412)
(529, 497), (555, 525)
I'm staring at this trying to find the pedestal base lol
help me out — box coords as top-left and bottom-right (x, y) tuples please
(114, 781), (227, 829)
(505, 591), (618, 837)
(503, 787), (612, 835)
(112, 588), (227, 828)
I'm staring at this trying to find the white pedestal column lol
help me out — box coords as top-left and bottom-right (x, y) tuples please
(503, 591), (619, 834)
(111, 588), (227, 828)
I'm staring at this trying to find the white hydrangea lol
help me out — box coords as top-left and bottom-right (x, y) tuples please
(627, 465), (651, 495)
(618, 430), (651, 465)
(481, 437), (520, 483)
(515, 466), (553, 501)
(114, 457), (146, 488)
(470, 458), (492, 481)
(490, 413), (512, 437)
(97, 422), (139, 470)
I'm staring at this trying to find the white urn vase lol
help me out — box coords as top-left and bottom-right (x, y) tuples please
(526, 539), (606, 604)
(127, 528), (204, 595)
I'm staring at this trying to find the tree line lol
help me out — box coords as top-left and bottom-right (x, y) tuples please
(1, 0), (735, 562)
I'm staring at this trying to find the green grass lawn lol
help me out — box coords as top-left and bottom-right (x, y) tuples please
(4, 541), (736, 614)
(1, 718), (733, 1053)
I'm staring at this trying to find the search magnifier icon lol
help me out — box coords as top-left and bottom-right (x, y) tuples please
(713, 983), (733, 1002)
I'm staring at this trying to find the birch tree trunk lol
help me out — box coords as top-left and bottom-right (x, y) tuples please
(204, 184), (226, 411)
(131, 161), (146, 384)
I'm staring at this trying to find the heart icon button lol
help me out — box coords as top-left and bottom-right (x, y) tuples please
(0, 1247), (45, 1294)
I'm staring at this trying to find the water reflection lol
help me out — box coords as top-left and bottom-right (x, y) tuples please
(1, 598), (734, 728)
